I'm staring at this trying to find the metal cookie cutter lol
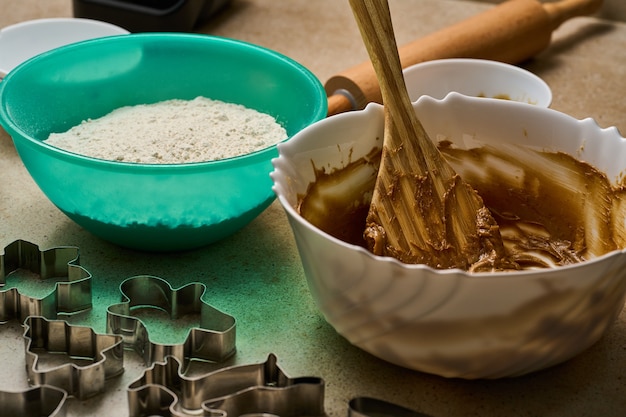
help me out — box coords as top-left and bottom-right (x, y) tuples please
(0, 385), (68, 417)
(106, 275), (236, 366)
(127, 353), (325, 417)
(349, 397), (434, 417)
(0, 240), (92, 322)
(23, 316), (124, 400)
(202, 377), (326, 417)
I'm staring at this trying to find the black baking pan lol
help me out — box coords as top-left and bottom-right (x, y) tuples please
(72, 0), (231, 32)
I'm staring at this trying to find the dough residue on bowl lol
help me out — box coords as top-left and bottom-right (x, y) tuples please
(298, 141), (624, 272)
(45, 96), (288, 163)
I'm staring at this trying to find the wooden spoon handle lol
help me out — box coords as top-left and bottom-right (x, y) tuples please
(348, 0), (455, 182)
(348, 0), (406, 106)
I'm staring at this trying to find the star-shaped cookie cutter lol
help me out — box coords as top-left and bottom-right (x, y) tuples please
(0, 240), (92, 322)
(106, 275), (236, 366)
(23, 316), (124, 400)
(0, 385), (68, 417)
(127, 353), (325, 417)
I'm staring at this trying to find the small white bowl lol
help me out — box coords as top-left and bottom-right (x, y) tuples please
(271, 93), (626, 378)
(403, 58), (552, 107)
(0, 18), (128, 78)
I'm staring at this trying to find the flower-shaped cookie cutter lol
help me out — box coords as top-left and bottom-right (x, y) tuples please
(106, 275), (236, 366)
(0, 385), (68, 417)
(127, 353), (325, 417)
(0, 240), (92, 322)
(23, 316), (124, 400)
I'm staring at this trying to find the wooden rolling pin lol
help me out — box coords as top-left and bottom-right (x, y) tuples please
(326, 0), (603, 115)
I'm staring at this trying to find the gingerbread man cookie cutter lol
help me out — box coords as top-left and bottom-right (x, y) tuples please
(0, 240), (92, 322)
(23, 316), (124, 400)
(106, 275), (236, 366)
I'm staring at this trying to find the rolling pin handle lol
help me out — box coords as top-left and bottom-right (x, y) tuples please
(327, 89), (358, 116)
(327, 93), (353, 117)
(543, 0), (603, 28)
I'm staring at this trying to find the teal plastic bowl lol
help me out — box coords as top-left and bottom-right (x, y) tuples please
(0, 33), (327, 251)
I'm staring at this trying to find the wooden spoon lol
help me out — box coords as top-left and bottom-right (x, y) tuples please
(349, 0), (516, 270)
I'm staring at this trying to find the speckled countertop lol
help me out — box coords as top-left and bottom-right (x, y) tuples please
(1, 1), (625, 416)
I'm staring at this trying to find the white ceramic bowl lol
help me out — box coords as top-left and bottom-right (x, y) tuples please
(271, 93), (626, 378)
(403, 58), (552, 107)
(0, 18), (128, 78)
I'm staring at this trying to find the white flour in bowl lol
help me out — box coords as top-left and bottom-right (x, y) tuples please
(45, 96), (288, 164)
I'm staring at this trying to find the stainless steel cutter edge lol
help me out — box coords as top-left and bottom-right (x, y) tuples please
(202, 381), (327, 417)
(348, 397), (435, 417)
(127, 353), (325, 417)
(0, 240), (92, 322)
(23, 316), (124, 400)
(106, 275), (236, 366)
(0, 384), (68, 417)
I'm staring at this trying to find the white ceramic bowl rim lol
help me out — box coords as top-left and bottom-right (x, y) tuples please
(403, 58), (553, 107)
(272, 93), (625, 278)
(0, 17), (129, 77)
